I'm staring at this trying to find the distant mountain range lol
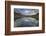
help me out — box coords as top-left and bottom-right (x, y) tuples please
(14, 12), (39, 20)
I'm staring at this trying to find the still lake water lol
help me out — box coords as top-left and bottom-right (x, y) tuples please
(14, 17), (39, 27)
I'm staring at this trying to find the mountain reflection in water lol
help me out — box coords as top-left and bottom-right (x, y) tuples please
(14, 17), (39, 27)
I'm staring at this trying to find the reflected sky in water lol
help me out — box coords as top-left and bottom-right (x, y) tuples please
(14, 8), (39, 15)
(14, 17), (39, 27)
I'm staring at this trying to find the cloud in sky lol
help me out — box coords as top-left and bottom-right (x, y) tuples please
(14, 8), (39, 15)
